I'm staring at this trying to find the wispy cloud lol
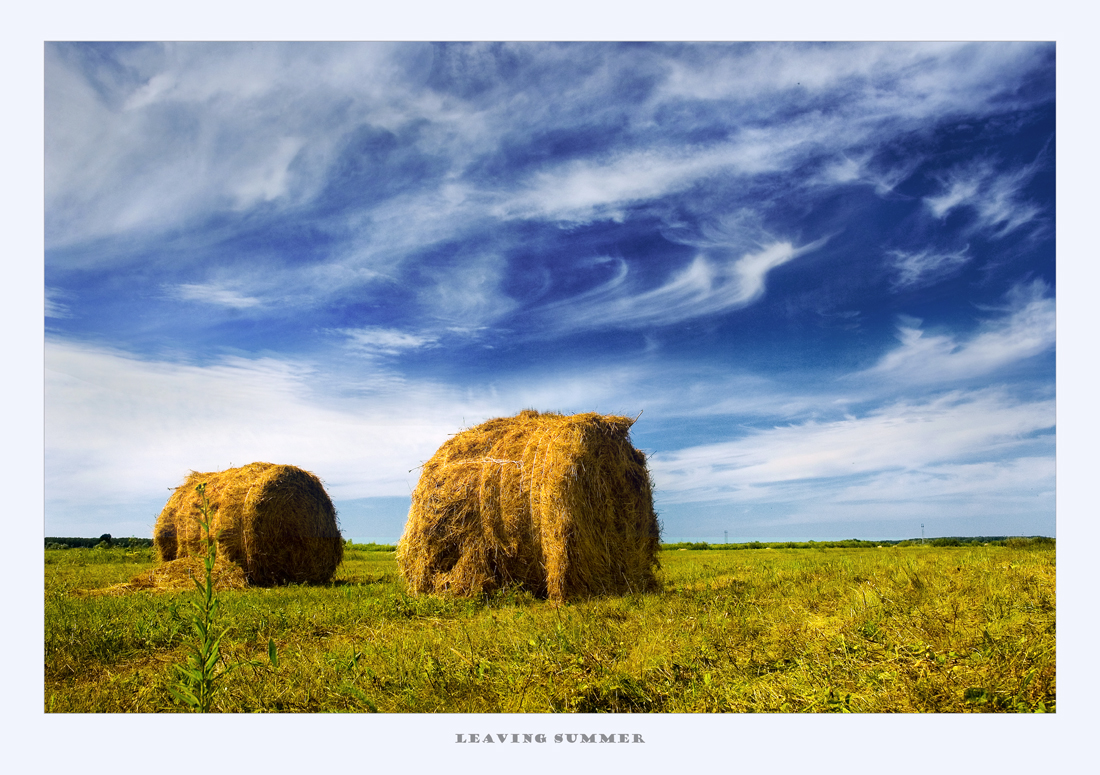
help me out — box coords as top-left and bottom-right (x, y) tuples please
(44, 337), (667, 516)
(495, 125), (821, 224)
(339, 327), (439, 355)
(888, 247), (970, 290)
(865, 280), (1054, 385)
(657, 43), (1048, 113)
(170, 282), (263, 309)
(815, 152), (923, 196)
(228, 136), (306, 209)
(45, 43), (438, 249)
(45, 287), (73, 319)
(45, 339), (457, 512)
(536, 238), (827, 334)
(662, 455), (1055, 532)
(924, 156), (1045, 238)
(650, 390), (1054, 504)
(821, 457), (1055, 508)
(47, 43), (1053, 254)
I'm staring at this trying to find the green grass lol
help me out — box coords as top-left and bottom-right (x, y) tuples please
(45, 542), (1054, 713)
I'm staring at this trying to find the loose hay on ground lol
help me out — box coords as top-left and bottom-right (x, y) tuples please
(92, 556), (250, 595)
(154, 462), (343, 586)
(397, 410), (661, 601)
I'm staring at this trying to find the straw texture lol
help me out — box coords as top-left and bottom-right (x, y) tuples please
(154, 462), (343, 586)
(397, 410), (661, 601)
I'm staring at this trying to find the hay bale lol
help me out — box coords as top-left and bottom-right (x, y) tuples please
(397, 410), (661, 601)
(154, 462), (344, 586)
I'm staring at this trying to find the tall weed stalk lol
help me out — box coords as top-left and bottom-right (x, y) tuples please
(169, 483), (235, 712)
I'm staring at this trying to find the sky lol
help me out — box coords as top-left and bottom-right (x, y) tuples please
(43, 42), (1056, 541)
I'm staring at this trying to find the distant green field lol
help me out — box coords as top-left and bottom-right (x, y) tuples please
(45, 541), (1054, 712)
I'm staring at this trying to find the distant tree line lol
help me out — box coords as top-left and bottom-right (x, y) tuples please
(344, 540), (398, 552)
(45, 535), (155, 549)
(46, 535), (1053, 551)
(661, 536), (1055, 551)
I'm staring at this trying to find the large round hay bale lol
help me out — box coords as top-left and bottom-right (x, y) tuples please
(397, 410), (661, 601)
(154, 462), (344, 586)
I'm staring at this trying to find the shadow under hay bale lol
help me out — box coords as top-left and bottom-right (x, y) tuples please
(397, 410), (661, 601)
(154, 462), (343, 586)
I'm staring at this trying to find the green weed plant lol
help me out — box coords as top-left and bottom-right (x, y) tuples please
(167, 483), (235, 712)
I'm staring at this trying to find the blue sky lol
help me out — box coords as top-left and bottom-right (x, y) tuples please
(44, 42), (1056, 541)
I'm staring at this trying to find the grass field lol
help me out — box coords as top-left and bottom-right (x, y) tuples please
(45, 541), (1055, 713)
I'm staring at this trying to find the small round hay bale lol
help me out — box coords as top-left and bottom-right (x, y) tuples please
(154, 462), (344, 586)
(397, 410), (662, 601)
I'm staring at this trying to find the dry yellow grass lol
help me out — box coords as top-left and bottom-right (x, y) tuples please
(90, 556), (249, 595)
(397, 410), (660, 601)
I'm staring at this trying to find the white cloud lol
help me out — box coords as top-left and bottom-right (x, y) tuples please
(171, 282), (263, 309)
(670, 455), (1055, 531)
(44, 338), (664, 523)
(816, 152), (924, 197)
(925, 157), (1044, 237)
(660, 43), (1049, 122)
(499, 148), (699, 223)
(416, 251), (519, 329)
(866, 280), (1055, 384)
(45, 43), (438, 249)
(650, 390), (1054, 504)
(45, 323), (1057, 536)
(229, 136), (306, 208)
(45, 39), (1055, 345)
(496, 119), (831, 225)
(490, 43), (1051, 228)
(537, 238), (826, 334)
(925, 178), (977, 219)
(45, 288), (73, 319)
(824, 457), (1055, 506)
(888, 247), (970, 289)
(45, 339), (455, 510)
(340, 327), (439, 355)
(45, 43), (1055, 256)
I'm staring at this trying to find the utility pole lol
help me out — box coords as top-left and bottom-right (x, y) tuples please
(921, 523), (925, 544)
